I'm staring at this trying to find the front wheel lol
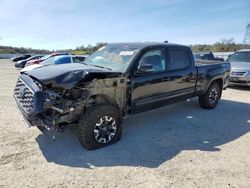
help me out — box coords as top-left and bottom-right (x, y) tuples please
(199, 82), (221, 109)
(78, 105), (122, 150)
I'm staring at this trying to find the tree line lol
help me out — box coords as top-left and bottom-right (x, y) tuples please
(0, 45), (51, 54)
(0, 42), (107, 55)
(190, 38), (250, 52)
(0, 39), (249, 54)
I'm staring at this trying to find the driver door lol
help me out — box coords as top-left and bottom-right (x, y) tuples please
(130, 47), (172, 113)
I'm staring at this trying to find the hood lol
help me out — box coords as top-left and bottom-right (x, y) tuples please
(230, 61), (250, 71)
(24, 63), (122, 89)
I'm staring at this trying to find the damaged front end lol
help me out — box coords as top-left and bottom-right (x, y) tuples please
(14, 69), (128, 138)
(14, 74), (87, 134)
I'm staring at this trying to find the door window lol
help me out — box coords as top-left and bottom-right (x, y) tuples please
(168, 49), (190, 71)
(139, 49), (166, 73)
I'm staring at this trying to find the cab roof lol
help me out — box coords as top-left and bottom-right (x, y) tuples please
(237, 49), (250, 52)
(107, 42), (188, 49)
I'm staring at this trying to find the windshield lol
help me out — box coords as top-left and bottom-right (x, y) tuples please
(40, 54), (51, 60)
(83, 45), (139, 72)
(228, 52), (250, 62)
(40, 57), (56, 65)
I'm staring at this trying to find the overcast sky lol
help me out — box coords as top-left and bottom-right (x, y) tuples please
(0, 0), (249, 50)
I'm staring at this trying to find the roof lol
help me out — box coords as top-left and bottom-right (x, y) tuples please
(237, 49), (250, 52)
(193, 52), (212, 55)
(107, 42), (187, 49)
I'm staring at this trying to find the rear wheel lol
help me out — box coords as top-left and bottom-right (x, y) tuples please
(78, 105), (122, 150)
(199, 82), (221, 109)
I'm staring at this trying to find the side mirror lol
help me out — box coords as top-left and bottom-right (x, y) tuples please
(137, 64), (154, 74)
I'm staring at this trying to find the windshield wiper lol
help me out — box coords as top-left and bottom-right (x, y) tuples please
(92, 64), (112, 70)
(80, 61), (88, 65)
(80, 62), (112, 70)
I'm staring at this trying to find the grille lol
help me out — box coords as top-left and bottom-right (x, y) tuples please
(14, 78), (34, 113)
(231, 71), (246, 76)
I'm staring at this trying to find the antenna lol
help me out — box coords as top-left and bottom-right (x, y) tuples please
(243, 22), (250, 44)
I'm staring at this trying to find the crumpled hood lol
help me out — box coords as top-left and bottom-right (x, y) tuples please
(230, 61), (250, 71)
(24, 63), (121, 89)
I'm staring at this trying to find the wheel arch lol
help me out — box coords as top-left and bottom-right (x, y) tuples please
(212, 78), (223, 90)
(203, 77), (223, 94)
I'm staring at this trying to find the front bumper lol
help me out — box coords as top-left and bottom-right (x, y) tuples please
(15, 101), (60, 140)
(14, 74), (81, 129)
(229, 77), (250, 86)
(13, 74), (46, 121)
(229, 70), (250, 86)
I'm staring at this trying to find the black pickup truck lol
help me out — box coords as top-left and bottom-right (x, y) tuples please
(14, 43), (230, 150)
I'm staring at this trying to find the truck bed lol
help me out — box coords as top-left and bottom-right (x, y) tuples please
(195, 59), (230, 92)
(195, 59), (226, 66)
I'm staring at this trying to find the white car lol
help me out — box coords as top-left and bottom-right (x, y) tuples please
(228, 49), (250, 86)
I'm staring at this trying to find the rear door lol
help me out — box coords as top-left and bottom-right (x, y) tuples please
(164, 47), (197, 98)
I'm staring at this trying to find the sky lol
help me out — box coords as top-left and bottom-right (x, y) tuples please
(0, 0), (249, 50)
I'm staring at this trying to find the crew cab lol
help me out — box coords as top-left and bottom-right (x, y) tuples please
(14, 43), (230, 150)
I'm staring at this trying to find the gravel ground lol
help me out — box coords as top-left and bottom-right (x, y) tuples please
(0, 59), (250, 188)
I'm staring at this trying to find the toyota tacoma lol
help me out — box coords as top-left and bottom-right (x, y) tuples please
(14, 43), (230, 150)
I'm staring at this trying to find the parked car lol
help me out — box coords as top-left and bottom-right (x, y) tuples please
(20, 55), (87, 72)
(14, 42), (230, 150)
(227, 49), (250, 86)
(25, 52), (70, 67)
(15, 55), (44, 68)
(11, 54), (31, 62)
(194, 52), (224, 61)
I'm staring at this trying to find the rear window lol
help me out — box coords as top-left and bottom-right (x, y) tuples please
(55, 56), (71, 64)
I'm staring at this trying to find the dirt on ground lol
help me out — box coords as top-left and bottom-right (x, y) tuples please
(0, 59), (250, 188)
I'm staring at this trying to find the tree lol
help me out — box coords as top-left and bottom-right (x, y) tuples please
(221, 38), (235, 45)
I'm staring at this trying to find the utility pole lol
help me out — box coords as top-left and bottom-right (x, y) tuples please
(243, 22), (250, 45)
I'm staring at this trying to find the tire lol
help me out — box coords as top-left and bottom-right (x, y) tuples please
(78, 105), (122, 150)
(199, 82), (221, 109)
